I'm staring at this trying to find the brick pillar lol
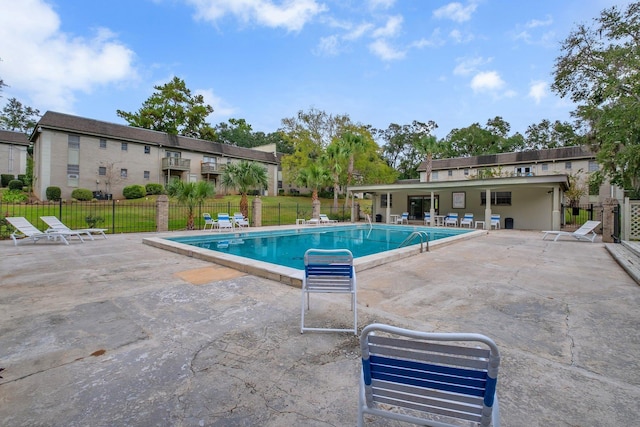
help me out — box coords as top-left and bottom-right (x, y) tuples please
(156, 194), (169, 232)
(601, 197), (618, 243)
(252, 196), (262, 227)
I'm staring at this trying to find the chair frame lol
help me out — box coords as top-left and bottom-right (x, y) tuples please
(359, 323), (500, 427)
(233, 212), (250, 228)
(216, 213), (234, 232)
(444, 213), (459, 227)
(41, 216), (107, 240)
(7, 217), (72, 246)
(460, 213), (474, 228)
(301, 249), (357, 335)
(542, 220), (601, 242)
(203, 213), (217, 230)
(397, 212), (409, 224)
(319, 214), (338, 224)
(490, 214), (501, 230)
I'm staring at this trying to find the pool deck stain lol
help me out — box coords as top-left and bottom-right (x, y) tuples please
(1, 227), (639, 426)
(174, 266), (246, 285)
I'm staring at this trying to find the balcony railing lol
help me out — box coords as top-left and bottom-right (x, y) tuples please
(162, 157), (190, 171)
(201, 162), (226, 174)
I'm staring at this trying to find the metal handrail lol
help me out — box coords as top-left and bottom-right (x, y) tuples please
(398, 230), (430, 252)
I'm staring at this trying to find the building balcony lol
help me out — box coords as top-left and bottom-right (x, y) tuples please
(201, 162), (226, 174)
(162, 157), (190, 171)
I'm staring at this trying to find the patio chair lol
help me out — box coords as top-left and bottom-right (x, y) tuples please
(490, 214), (501, 230)
(542, 220), (601, 242)
(41, 216), (107, 240)
(397, 212), (409, 224)
(358, 323), (501, 427)
(216, 213), (234, 232)
(424, 212), (431, 226)
(6, 217), (72, 245)
(233, 212), (250, 228)
(319, 214), (338, 224)
(460, 213), (474, 228)
(444, 213), (459, 227)
(301, 249), (357, 335)
(203, 213), (217, 230)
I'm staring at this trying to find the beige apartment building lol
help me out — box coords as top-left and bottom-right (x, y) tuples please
(30, 112), (280, 200)
(348, 146), (620, 231)
(0, 129), (30, 180)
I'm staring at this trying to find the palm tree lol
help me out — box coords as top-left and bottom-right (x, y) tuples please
(416, 135), (440, 182)
(296, 162), (331, 202)
(324, 142), (348, 209)
(166, 178), (215, 230)
(220, 160), (268, 218)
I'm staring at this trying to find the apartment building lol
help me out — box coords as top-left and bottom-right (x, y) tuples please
(348, 146), (620, 231)
(0, 129), (30, 180)
(30, 112), (280, 200)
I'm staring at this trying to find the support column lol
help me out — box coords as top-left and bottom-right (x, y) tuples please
(156, 194), (169, 232)
(385, 191), (391, 223)
(429, 191), (435, 226)
(552, 186), (561, 230)
(484, 188), (491, 229)
(252, 196), (262, 227)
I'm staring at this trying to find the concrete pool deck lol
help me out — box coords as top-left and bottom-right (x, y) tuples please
(1, 228), (639, 426)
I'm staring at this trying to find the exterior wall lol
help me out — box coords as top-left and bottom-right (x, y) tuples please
(0, 142), (28, 178)
(33, 128), (278, 200)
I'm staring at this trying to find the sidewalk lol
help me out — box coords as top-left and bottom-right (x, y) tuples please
(0, 230), (639, 426)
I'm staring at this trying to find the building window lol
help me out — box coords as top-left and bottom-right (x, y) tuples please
(565, 161), (572, 170)
(121, 142), (128, 151)
(464, 169), (469, 176)
(380, 194), (392, 208)
(99, 138), (107, 149)
(68, 134), (80, 149)
(143, 170), (150, 179)
(588, 160), (598, 172)
(448, 170), (453, 177)
(481, 191), (512, 206)
(144, 145), (150, 154)
(541, 164), (549, 171)
(120, 168), (128, 178)
(432, 171), (439, 180)
(515, 166), (533, 176)
(98, 166), (106, 176)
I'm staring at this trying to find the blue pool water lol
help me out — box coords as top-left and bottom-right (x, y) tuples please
(168, 225), (471, 270)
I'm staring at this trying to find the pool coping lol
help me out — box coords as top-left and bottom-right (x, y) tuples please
(142, 223), (487, 288)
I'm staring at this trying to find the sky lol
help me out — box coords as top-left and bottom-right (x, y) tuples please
(0, 0), (632, 140)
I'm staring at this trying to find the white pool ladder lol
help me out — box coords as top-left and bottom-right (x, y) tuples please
(398, 230), (430, 253)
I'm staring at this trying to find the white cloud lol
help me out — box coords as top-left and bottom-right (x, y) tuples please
(449, 29), (473, 43)
(367, 0), (395, 10)
(368, 39), (405, 61)
(470, 71), (505, 93)
(372, 15), (403, 38)
(186, 0), (327, 32)
(433, 1), (478, 23)
(526, 15), (553, 28)
(196, 88), (237, 121)
(0, 0), (136, 112)
(528, 81), (548, 104)
(316, 35), (340, 56)
(344, 22), (375, 41)
(453, 56), (491, 76)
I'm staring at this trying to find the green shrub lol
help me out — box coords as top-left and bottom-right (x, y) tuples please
(8, 179), (24, 191)
(17, 174), (27, 183)
(71, 188), (93, 201)
(46, 186), (61, 201)
(85, 214), (105, 228)
(1, 174), (15, 187)
(123, 184), (146, 199)
(145, 183), (164, 195)
(2, 189), (28, 203)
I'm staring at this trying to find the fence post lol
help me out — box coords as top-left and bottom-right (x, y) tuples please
(156, 195), (169, 232)
(601, 198), (618, 243)
(252, 196), (262, 227)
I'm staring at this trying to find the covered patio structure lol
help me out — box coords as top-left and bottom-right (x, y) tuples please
(348, 175), (570, 230)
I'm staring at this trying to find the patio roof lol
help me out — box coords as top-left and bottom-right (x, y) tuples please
(348, 174), (570, 194)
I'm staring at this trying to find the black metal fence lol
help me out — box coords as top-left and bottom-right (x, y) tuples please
(561, 203), (602, 230)
(0, 199), (354, 235)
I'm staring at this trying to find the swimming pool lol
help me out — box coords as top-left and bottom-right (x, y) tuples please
(143, 224), (483, 287)
(167, 224), (470, 270)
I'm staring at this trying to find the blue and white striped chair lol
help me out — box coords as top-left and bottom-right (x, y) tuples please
(216, 213), (234, 232)
(301, 249), (357, 335)
(359, 323), (501, 426)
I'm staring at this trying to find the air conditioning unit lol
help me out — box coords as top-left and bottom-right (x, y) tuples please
(67, 174), (79, 179)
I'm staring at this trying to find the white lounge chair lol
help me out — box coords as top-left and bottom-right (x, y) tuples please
(396, 212), (409, 224)
(424, 212), (431, 225)
(301, 249), (357, 335)
(6, 217), (72, 245)
(460, 213), (474, 228)
(216, 213), (234, 232)
(233, 212), (249, 227)
(319, 214), (337, 224)
(490, 214), (501, 229)
(444, 213), (459, 227)
(41, 216), (107, 240)
(542, 220), (601, 242)
(203, 213), (217, 230)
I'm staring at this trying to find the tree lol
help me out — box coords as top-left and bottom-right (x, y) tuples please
(0, 98), (41, 134)
(117, 77), (216, 140)
(415, 135), (441, 182)
(377, 120), (436, 179)
(166, 179), (215, 230)
(324, 140), (348, 209)
(445, 117), (523, 158)
(296, 162), (331, 201)
(220, 161), (268, 218)
(552, 2), (640, 197)
(215, 118), (254, 146)
(524, 119), (581, 150)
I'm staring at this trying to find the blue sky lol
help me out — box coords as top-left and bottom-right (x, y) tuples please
(0, 0), (630, 139)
